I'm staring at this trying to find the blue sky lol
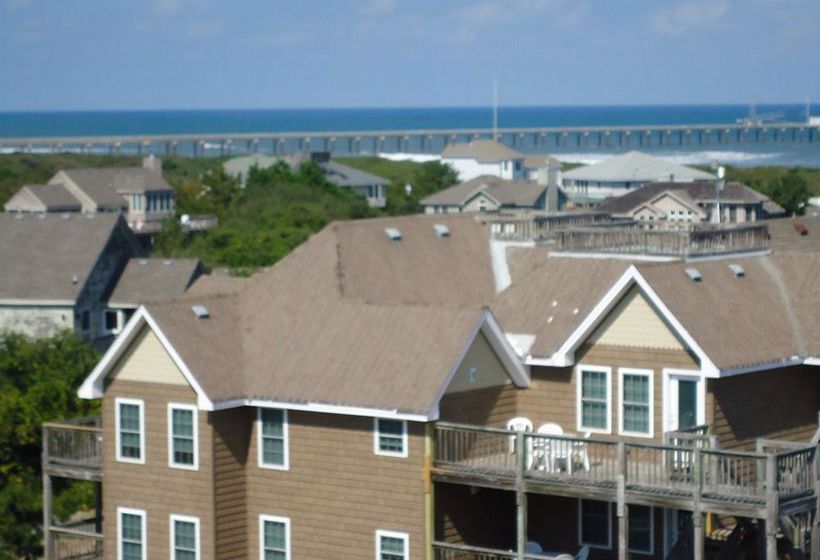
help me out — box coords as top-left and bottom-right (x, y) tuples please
(1, 0), (818, 111)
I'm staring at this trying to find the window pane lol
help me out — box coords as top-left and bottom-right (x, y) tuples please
(262, 439), (284, 465)
(380, 535), (406, 560)
(121, 513), (143, 560)
(582, 371), (606, 399)
(173, 409), (194, 437)
(264, 521), (286, 549)
(582, 401), (607, 429)
(262, 410), (284, 437)
(120, 404), (140, 430)
(623, 375), (650, 434)
(378, 420), (405, 454)
(171, 408), (195, 465)
(629, 505), (652, 553)
(121, 433), (141, 458)
(581, 500), (609, 547)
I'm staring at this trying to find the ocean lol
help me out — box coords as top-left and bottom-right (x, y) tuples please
(1, 104), (819, 167)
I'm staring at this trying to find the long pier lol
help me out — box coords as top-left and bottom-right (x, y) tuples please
(1, 122), (817, 157)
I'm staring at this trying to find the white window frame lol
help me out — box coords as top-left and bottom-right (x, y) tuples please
(115, 398), (145, 464)
(628, 505), (654, 555)
(259, 515), (291, 560)
(576, 365), (612, 434)
(373, 418), (408, 458)
(117, 507), (147, 560)
(577, 499), (612, 550)
(257, 408), (289, 471)
(169, 514), (201, 560)
(102, 309), (124, 336)
(661, 368), (706, 433)
(375, 529), (409, 560)
(167, 403), (199, 470)
(618, 368), (654, 438)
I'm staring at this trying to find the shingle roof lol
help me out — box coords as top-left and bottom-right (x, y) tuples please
(596, 181), (771, 216)
(767, 214), (820, 254)
(319, 161), (389, 188)
(0, 213), (131, 302)
(108, 258), (201, 307)
(421, 175), (546, 208)
(523, 154), (561, 170)
(563, 151), (715, 182)
(4, 184), (83, 212)
(59, 168), (171, 208)
(441, 139), (524, 162)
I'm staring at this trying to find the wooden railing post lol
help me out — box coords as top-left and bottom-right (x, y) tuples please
(516, 431), (526, 560)
(693, 447), (704, 560)
(617, 442), (627, 560)
(811, 443), (819, 560)
(42, 425), (53, 560)
(765, 454), (778, 560)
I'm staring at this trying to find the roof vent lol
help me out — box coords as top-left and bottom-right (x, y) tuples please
(84, 212), (95, 219)
(139, 259), (148, 265)
(685, 268), (702, 282)
(385, 227), (402, 241)
(434, 224), (450, 238)
(14, 213), (23, 220)
(71, 275), (78, 285)
(37, 213), (47, 219)
(191, 305), (209, 319)
(729, 263), (745, 278)
(61, 213), (71, 220)
(163, 259), (173, 266)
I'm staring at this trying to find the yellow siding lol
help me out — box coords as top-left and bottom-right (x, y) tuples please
(110, 326), (189, 386)
(446, 331), (511, 394)
(588, 287), (684, 351)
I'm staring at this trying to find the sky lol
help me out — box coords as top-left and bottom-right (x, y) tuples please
(1, 0), (819, 111)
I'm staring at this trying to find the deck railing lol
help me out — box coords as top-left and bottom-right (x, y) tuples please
(43, 417), (102, 476)
(433, 423), (818, 510)
(49, 522), (103, 560)
(432, 541), (559, 560)
(485, 213), (615, 242)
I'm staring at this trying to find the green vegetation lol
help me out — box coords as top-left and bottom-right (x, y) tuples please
(725, 166), (818, 215)
(0, 332), (100, 559)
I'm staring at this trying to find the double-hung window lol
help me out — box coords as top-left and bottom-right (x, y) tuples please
(170, 515), (200, 560)
(629, 505), (653, 555)
(374, 419), (407, 458)
(376, 530), (409, 560)
(259, 515), (290, 560)
(118, 508), (146, 560)
(577, 366), (611, 433)
(168, 404), (198, 469)
(116, 398), (145, 464)
(258, 408), (288, 470)
(620, 369), (653, 437)
(579, 499), (611, 549)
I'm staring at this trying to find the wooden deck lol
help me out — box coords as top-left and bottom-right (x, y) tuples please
(433, 423), (818, 517)
(42, 417), (102, 481)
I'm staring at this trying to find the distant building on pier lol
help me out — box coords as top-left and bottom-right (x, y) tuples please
(562, 151), (714, 205)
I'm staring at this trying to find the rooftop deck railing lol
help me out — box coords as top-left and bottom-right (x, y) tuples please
(485, 213), (616, 242)
(433, 423), (818, 513)
(432, 541), (559, 560)
(42, 417), (102, 479)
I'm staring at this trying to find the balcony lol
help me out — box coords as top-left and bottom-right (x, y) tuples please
(42, 417), (102, 480)
(433, 423), (818, 517)
(48, 518), (103, 560)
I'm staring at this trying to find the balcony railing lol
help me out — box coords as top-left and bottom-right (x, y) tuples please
(433, 423), (818, 513)
(433, 541), (559, 560)
(42, 417), (102, 480)
(49, 519), (103, 560)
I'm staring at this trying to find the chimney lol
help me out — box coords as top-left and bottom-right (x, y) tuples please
(143, 154), (162, 172)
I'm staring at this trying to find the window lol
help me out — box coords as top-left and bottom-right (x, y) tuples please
(374, 419), (407, 458)
(629, 506), (653, 555)
(168, 404), (198, 469)
(577, 367), (611, 433)
(170, 515), (200, 560)
(104, 310), (122, 334)
(118, 508), (146, 560)
(376, 530), (409, 560)
(258, 408), (288, 470)
(116, 398), (145, 464)
(620, 369), (653, 437)
(81, 310), (90, 332)
(579, 499), (611, 549)
(259, 516), (290, 560)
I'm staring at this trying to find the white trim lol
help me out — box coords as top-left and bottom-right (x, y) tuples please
(257, 408), (289, 471)
(167, 403), (199, 470)
(78, 306), (215, 410)
(117, 507), (147, 560)
(805, 357), (820, 366)
(548, 252), (679, 263)
(373, 418), (408, 458)
(576, 365), (612, 435)
(115, 398), (145, 465)
(376, 529), (409, 560)
(578, 499), (612, 550)
(0, 298), (76, 306)
(628, 505), (654, 555)
(719, 356), (805, 377)
(259, 515), (291, 560)
(662, 369), (706, 433)
(101, 309), (124, 336)
(169, 514), (201, 560)
(217, 398), (429, 423)
(618, 368), (654, 439)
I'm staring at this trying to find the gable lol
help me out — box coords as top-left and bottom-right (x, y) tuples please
(464, 192), (500, 212)
(109, 325), (191, 387)
(4, 187), (46, 212)
(446, 331), (513, 394)
(586, 286), (685, 351)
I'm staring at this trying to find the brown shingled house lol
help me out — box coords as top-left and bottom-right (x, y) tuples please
(44, 215), (819, 560)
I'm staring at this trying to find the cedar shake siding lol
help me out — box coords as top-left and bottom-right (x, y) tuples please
(213, 408), (253, 560)
(101, 379), (215, 560)
(245, 410), (427, 560)
(710, 365), (820, 450)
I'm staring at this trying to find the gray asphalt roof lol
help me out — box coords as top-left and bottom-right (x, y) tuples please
(563, 151), (715, 182)
(27, 184), (83, 211)
(60, 168), (172, 208)
(422, 175), (545, 207)
(318, 161), (389, 188)
(108, 258), (201, 307)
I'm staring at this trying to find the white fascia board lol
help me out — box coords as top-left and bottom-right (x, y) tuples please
(804, 357), (820, 366)
(77, 306), (215, 410)
(480, 309), (530, 388)
(215, 398), (429, 423)
(0, 298), (76, 306)
(718, 357), (806, 377)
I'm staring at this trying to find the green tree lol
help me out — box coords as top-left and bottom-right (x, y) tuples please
(771, 169), (810, 216)
(0, 332), (100, 558)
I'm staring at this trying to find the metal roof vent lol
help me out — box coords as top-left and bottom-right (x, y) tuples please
(192, 305), (209, 319)
(61, 213), (71, 220)
(139, 259), (149, 266)
(385, 227), (402, 241)
(433, 224), (450, 238)
(14, 212), (23, 220)
(729, 264), (745, 278)
(37, 213), (47, 219)
(685, 268), (702, 282)
(163, 259), (173, 266)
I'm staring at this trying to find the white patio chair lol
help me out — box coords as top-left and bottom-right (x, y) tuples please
(506, 416), (533, 458)
(576, 545), (591, 560)
(572, 431), (592, 472)
(525, 540), (543, 554)
(537, 423), (569, 473)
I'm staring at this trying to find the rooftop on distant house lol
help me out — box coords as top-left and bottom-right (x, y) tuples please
(441, 139), (524, 163)
(563, 151), (715, 183)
